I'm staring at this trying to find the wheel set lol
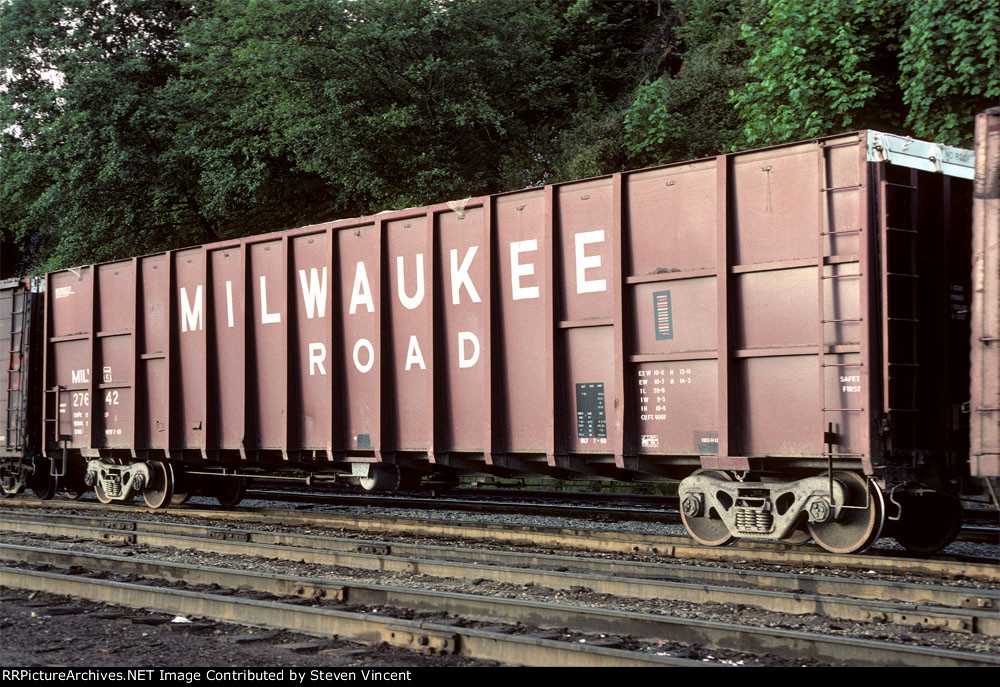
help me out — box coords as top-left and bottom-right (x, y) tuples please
(81, 460), (249, 509)
(678, 470), (960, 555)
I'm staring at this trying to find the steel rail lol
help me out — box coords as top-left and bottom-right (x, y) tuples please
(0, 566), (706, 667)
(2, 498), (998, 581)
(2, 543), (997, 668)
(243, 489), (680, 523)
(2, 514), (997, 635)
(2, 509), (997, 612)
(242, 488), (998, 544)
(961, 526), (1000, 545)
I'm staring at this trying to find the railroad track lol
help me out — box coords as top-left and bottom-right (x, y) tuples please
(2, 498), (995, 579)
(245, 488), (681, 523)
(2, 509), (997, 627)
(2, 504), (999, 665)
(2, 542), (996, 668)
(1, 563), (695, 667)
(242, 487), (1000, 546)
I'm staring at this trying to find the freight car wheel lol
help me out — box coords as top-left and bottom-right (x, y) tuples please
(170, 486), (191, 505)
(891, 491), (963, 555)
(680, 470), (735, 547)
(0, 470), (25, 497)
(141, 461), (175, 509)
(215, 477), (248, 508)
(807, 471), (885, 554)
(0, 463), (26, 497)
(170, 470), (191, 505)
(359, 464), (402, 492)
(29, 470), (58, 500)
(94, 480), (113, 505)
(63, 472), (89, 500)
(0, 482), (23, 498)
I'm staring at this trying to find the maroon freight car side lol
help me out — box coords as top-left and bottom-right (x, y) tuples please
(10, 126), (992, 554)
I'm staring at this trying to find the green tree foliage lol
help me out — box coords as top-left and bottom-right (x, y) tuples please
(900, 0), (1000, 146)
(1, 0), (205, 272)
(623, 0), (764, 166)
(1, 0), (655, 273)
(733, 0), (909, 146)
(546, 0), (660, 179)
(733, 0), (998, 148)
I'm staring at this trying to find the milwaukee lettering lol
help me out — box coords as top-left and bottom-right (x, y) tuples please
(175, 235), (607, 372)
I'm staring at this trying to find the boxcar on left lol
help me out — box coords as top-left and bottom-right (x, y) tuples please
(0, 277), (48, 497)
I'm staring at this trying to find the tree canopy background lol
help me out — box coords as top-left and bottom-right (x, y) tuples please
(2, 0), (997, 274)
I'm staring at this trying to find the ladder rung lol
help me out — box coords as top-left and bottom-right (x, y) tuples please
(822, 318), (863, 323)
(886, 226), (918, 234)
(888, 317), (919, 322)
(888, 362), (919, 367)
(882, 182), (917, 190)
(887, 408), (918, 412)
(823, 408), (864, 412)
(821, 184), (863, 192)
(824, 452), (866, 457)
(822, 363), (863, 368)
(821, 229), (862, 236)
(887, 272), (918, 278)
(820, 273), (862, 279)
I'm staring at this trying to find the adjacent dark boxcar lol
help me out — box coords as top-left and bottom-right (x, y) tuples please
(13, 126), (995, 554)
(0, 277), (44, 496)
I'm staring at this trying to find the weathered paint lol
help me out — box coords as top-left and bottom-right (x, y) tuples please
(970, 108), (1000, 477)
(37, 130), (986, 484)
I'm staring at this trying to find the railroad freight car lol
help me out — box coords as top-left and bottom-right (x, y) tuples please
(970, 108), (1000, 485)
(0, 277), (45, 497)
(1, 119), (998, 555)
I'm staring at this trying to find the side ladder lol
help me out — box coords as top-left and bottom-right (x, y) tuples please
(878, 167), (921, 457)
(4, 289), (27, 451)
(816, 140), (867, 466)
